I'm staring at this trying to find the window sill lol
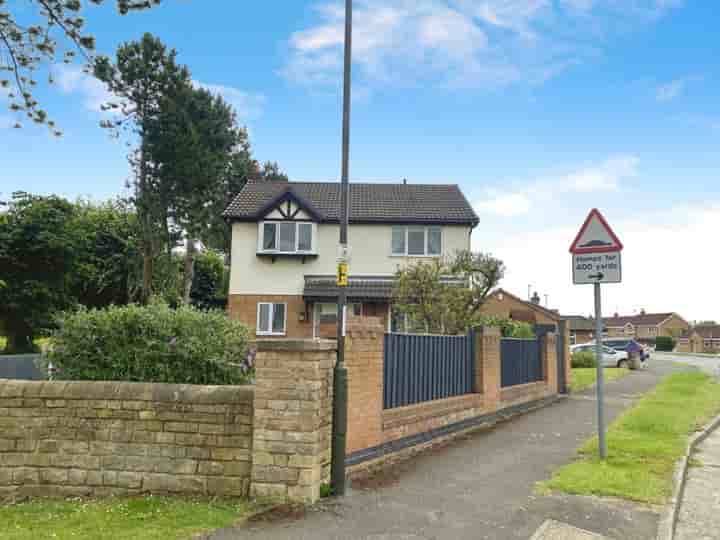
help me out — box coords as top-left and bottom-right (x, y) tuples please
(256, 252), (319, 263)
(389, 253), (442, 258)
(256, 331), (287, 337)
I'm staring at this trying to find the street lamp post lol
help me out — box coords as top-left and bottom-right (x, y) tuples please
(331, 0), (352, 496)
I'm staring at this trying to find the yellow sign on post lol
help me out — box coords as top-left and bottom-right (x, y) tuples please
(337, 262), (349, 287)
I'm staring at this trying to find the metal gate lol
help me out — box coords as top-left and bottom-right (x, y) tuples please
(500, 338), (543, 387)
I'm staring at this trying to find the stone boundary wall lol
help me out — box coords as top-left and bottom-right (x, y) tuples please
(0, 381), (254, 501)
(344, 321), (565, 474)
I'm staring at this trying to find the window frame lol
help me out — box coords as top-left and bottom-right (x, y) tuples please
(258, 221), (316, 255)
(390, 226), (443, 257)
(256, 302), (287, 336)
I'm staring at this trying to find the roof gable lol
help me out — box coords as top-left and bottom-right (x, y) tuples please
(256, 188), (323, 222)
(223, 181), (479, 226)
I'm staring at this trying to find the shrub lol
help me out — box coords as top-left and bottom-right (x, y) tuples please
(571, 350), (597, 368)
(45, 302), (251, 385)
(655, 336), (676, 352)
(477, 316), (535, 338)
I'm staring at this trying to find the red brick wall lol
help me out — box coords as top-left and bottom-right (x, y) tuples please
(344, 322), (565, 471)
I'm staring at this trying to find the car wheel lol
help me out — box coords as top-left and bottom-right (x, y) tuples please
(618, 359), (629, 369)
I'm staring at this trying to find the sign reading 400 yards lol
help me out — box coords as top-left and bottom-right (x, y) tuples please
(570, 208), (623, 285)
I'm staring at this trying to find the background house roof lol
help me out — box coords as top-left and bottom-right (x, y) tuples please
(563, 315), (595, 331)
(223, 181), (479, 226)
(603, 313), (675, 327)
(693, 325), (720, 339)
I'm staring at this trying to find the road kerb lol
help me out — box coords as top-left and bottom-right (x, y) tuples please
(656, 412), (720, 540)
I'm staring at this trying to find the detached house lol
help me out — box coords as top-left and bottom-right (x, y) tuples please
(602, 311), (689, 344)
(223, 181), (478, 339)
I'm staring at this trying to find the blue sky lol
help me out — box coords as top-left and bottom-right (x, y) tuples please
(2, 0), (718, 320)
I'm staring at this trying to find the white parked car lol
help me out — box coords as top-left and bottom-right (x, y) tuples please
(571, 343), (631, 368)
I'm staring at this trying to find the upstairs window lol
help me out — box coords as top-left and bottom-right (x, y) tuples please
(391, 226), (442, 256)
(259, 222), (314, 254)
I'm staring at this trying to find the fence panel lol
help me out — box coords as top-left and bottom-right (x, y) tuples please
(500, 338), (543, 388)
(383, 331), (474, 410)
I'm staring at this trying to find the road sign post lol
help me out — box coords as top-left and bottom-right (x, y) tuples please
(570, 208), (624, 460)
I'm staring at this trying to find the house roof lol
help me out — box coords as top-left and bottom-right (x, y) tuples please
(223, 181), (479, 226)
(693, 325), (720, 339)
(603, 313), (676, 328)
(563, 315), (595, 331)
(489, 288), (563, 323)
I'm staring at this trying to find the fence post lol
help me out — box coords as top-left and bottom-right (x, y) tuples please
(474, 326), (501, 410)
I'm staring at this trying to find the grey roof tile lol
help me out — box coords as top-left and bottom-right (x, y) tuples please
(223, 181), (479, 226)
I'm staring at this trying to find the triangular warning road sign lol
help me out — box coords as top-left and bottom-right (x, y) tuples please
(569, 209), (623, 254)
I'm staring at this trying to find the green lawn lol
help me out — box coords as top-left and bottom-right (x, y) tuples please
(571, 367), (630, 393)
(540, 372), (720, 503)
(0, 496), (256, 540)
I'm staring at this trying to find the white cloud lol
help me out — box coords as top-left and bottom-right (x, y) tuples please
(474, 203), (720, 321)
(656, 75), (701, 102)
(285, 0), (683, 89)
(476, 192), (532, 217)
(475, 155), (638, 217)
(193, 81), (266, 121)
(54, 64), (114, 112)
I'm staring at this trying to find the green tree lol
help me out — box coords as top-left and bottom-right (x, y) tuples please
(68, 199), (138, 308)
(94, 33), (191, 303)
(0, 0), (161, 132)
(0, 193), (77, 352)
(393, 250), (505, 335)
(146, 84), (246, 303)
(189, 250), (227, 310)
(260, 161), (289, 182)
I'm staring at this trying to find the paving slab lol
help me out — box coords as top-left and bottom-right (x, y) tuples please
(207, 360), (684, 540)
(675, 427), (720, 540)
(530, 520), (610, 540)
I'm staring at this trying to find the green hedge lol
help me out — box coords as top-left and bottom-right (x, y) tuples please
(655, 336), (676, 352)
(571, 350), (597, 368)
(45, 302), (251, 385)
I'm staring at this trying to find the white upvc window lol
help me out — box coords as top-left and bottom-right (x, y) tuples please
(391, 226), (442, 256)
(256, 302), (287, 336)
(258, 221), (316, 254)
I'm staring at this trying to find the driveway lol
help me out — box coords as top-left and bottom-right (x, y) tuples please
(653, 351), (719, 377)
(208, 359), (686, 540)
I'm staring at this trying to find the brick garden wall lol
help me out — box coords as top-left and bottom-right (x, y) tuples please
(344, 321), (565, 474)
(0, 381), (254, 501)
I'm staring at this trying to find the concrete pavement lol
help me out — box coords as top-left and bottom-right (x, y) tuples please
(675, 425), (720, 540)
(207, 359), (685, 540)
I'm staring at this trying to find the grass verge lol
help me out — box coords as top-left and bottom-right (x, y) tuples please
(570, 367), (630, 393)
(0, 496), (256, 540)
(540, 372), (720, 504)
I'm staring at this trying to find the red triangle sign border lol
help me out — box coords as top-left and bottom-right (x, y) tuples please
(569, 208), (624, 254)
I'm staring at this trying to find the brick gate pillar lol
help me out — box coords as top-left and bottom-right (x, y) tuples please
(474, 326), (502, 411)
(250, 339), (336, 503)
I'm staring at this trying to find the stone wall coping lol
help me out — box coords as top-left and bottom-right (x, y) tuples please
(0, 380), (255, 404)
(255, 339), (337, 352)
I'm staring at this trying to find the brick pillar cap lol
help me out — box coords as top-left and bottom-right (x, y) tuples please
(255, 339), (337, 352)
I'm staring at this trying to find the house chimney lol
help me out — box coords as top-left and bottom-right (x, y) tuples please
(403, 178), (407, 185)
(531, 291), (541, 305)
(640, 308), (646, 315)
(613, 312), (619, 318)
